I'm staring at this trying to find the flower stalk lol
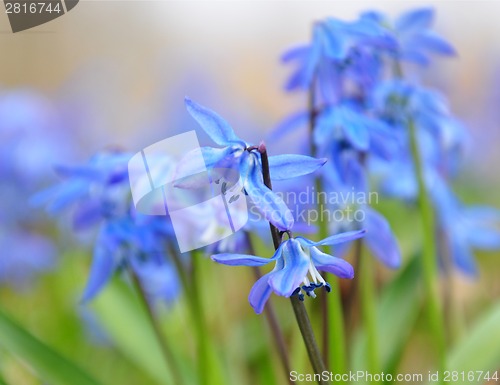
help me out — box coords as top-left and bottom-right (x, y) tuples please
(308, 77), (346, 379)
(357, 240), (379, 376)
(128, 267), (185, 385)
(257, 143), (329, 385)
(246, 232), (294, 385)
(408, 118), (446, 371)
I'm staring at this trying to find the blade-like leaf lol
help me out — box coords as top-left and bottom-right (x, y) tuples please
(446, 303), (500, 384)
(351, 255), (422, 373)
(92, 279), (193, 385)
(0, 307), (104, 385)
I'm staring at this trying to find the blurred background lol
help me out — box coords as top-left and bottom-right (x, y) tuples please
(1, 1), (500, 384)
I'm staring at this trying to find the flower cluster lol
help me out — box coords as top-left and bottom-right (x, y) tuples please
(278, 7), (499, 275)
(183, 98), (365, 311)
(34, 151), (181, 304)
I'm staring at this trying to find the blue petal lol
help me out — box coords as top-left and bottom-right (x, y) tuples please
(269, 111), (308, 141)
(337, 107), (370, 151)
(449, 236), (477, 276)
(269, 154), (326, 181)
(211, 251), (278, 267)
(267, 239), (310, 297)
(364, 207), (401, 268)
(297, 230), (365, 247)
(281, 44), (310, 63)
(32, 180), (89, 214)
(396, 8), (434, 35)
(185, 97), (243, 146)
(464, 207), (500, 249)
(73, 198), (103, 230)
(240, 152), (294, 231)
(310, 246), (354, 278)
(174, 146), (242, 188)
(249, 274), (273, 314)
(81, 229), (117, 302)
(412, 31), (456, 56)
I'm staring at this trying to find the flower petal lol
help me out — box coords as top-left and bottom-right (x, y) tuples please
(396, 8), (434, 35)
(267, 239), (310, 297)
(339, 108), (371, 151)
(211, 253), (275, 267)
(174, 146), (241, 188)
(310, 246), (354, 278)
(269, 154), (327, 181)
(240, 152), (294, 231)
(81, 229), (117, 302)
(412, 31), (456, 56)
(269, 111), (308, 141)
(449, 235), (477, 276)
(249, 274), (273, 314)
(297, 229), (365, 247)
(364, 207), (401, 268)
(185, 97), (243, 146)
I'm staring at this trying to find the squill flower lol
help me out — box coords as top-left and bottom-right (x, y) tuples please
(179, 98), (327, 231)
(212, 230), (364, 313)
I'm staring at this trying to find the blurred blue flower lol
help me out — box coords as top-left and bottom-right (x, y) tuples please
(361, 7), (456, 66)
(34, 151), (181, 304)
(431, 179), (500, 276)
(211, 230), (364, 313)
(282, 17), (394, 94)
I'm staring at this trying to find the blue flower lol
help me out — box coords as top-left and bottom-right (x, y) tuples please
(211, 230), (364, 313)
(431, 179), (500, 276)
(35, 151), (181, 304)
(180, 98), (327, 231)
(361, 7), (456, 66)
(282, 17), (394, 93)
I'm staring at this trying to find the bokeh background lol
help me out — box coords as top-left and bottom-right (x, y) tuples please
(1, 1), (500, 384)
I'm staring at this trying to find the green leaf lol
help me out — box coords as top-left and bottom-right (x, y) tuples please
(351, 255), (422, 374)
(92, 278), (191, 385)
(0, 307), (104, 385)
(446, 303), (500, 384)
(0, 373), (8, 385)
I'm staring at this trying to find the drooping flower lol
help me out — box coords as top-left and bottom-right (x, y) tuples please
(179, 98), (327, 231)
(212, 230), (364, 313)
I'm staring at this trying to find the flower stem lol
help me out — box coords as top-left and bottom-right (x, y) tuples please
(128, 267), (185, 385)
(169, 247), (211, 385)
(308, 72), (333, 371)
(246, 233), (293, 384)
(316, 177), (347, 380)
(408, 119), (446, 371)
(357, 239), (379, 376)
(258, 143), (329, 384)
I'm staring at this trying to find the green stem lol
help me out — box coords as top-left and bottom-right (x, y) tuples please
(128, 268), (185, 385)
(169, 247), (211, 385)
(246, 233), (293, 384)
(290, 297), (329, 385)
(316, 178), (347, 380)
(408, 119), (446, 370)
(357, 240), (379, 375)
(258, 144), (328, 384)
